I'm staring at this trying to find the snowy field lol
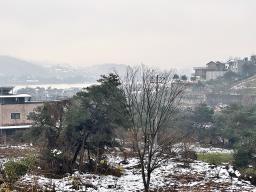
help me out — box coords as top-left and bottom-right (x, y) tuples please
(1, 144), (256, 192)
(19, 156), (256, 191)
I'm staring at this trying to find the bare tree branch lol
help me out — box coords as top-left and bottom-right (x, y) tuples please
(121, 65), (186, 192)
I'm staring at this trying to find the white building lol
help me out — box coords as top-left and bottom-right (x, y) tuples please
(206, 71), (227, 81)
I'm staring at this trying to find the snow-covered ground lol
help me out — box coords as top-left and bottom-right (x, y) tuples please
(18, 155), (256, 192)
(1, 144), (255, 191)
(173, 142), (234, 154)
(0, 144), (32, 150)
(0, 144), (35, 166)
(191, 144), (234, 154)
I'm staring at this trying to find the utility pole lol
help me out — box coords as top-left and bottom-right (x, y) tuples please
(150, 74), (165, 147)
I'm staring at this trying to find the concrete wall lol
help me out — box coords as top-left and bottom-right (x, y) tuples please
(196, 69), (206, 79)
(206, 71), (226, 80)
(0, 102), (43, 126)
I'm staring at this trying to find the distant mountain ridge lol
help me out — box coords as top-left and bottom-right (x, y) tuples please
(0, 56), (127, 85)
(0, 55), (48, 76)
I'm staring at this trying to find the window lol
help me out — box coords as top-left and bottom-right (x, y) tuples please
(11, 113), (20, 120)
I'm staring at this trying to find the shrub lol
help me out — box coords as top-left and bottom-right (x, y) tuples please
(71, 175), (83, 190)
(197, 153), (233, 165)
(3, 155), (37, 183)
(240, 168), (256, 185)
(4, 161), (28, 183)
(234, 148), (251, 168)
(20, 155), (37, 170)
(95, 160), (123, 177)
(38, 149), (72, 178)
(181, 150), (197, 160)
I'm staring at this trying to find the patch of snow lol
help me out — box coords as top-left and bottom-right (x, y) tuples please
(51, 149), (62, 156)
(173, 143), (234, 154)
(0, 144), (32, 150)
(191, 144), (234, 154)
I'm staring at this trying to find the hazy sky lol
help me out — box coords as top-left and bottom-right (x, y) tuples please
(0, 0), (255, 69)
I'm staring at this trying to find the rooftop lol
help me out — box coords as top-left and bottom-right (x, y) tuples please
(0, 94), (31, 98)
(0, 125), (32, 130)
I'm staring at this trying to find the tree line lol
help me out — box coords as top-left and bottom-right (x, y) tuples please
(177, 103), (256, 169)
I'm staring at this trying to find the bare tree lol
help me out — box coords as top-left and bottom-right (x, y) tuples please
(122, 65), (186, 192)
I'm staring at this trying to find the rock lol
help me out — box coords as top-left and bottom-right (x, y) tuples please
(108, 184), (116, 189)
(120, 160), (129, 165)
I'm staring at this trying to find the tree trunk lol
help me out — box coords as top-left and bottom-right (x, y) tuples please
(146, 166), (151, 191)
(72, 142), (82, 165)
(79, 132), (89, 171)
(87, 144), (91, 160)
(140, 159), (150, 192)
(141, 167), (149, 192)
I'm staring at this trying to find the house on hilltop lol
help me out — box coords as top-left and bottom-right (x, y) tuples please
(193, 56), (256, 81)
(193, 61), (227, 80)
